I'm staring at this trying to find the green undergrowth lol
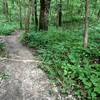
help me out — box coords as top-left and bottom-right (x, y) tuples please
(0, 15), (19, 35)
(0, 22), (19, 35)
(21, 27), (100, 100)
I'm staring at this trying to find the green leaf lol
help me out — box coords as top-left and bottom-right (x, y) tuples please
(94, 86), (100, 94)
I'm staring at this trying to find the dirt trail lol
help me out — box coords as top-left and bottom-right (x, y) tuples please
(0, 31), (56, 100)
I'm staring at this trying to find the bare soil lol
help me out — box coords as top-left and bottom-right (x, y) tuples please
(0, 31), (56, 100)
(0, 31), (76, 100)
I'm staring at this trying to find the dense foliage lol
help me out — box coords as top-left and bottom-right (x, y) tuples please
(21, 26), (100, 99)
(0, 0), (100, 99)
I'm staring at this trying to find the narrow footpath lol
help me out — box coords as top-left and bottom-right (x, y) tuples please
(0, 31), (56, 100)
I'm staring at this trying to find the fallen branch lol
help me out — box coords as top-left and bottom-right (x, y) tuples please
(0, 57), (41, 63)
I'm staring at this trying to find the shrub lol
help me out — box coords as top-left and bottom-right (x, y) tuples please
(0, 22), (19, 35)
(21, 27), (100, 100)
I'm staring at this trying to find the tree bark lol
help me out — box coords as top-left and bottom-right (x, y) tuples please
(19, 0), (23, 29)
(25, 0), (32, 32)
(39, 0), (51, 31)
(34, 0), (38, 30)
(58, 0), (62, 27)
(84, 0), (90, 48)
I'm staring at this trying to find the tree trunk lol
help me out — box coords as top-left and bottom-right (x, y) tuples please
(58, 0), (62, 27)
(19, 0), (23, 29)
(34, 0), (38, 30)
(31, 0), (35, 24)
(84, 0), (90, 48)
(39, 0), (51, 31)
(25, 0), (32, 32)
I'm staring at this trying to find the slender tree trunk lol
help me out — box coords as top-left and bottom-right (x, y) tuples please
(19, 0), (23, 29)
(39, 0), (51, 31)
(34, 0), (38, 30)
(58, 0), (62, 26)
(84, 0), (90, 48)
(31, 0), (35, 24)
(25, 0), (32, 32)
(56, 0), (62, 27)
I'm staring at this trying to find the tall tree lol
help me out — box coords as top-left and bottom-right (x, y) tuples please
(84, 0), (90, 48)
(25, 0), (32, 32)
(55, 0), (62, 27)
(34, 0), (38, 30)
(58, 0), (62, 26)
(19, 0), (23, 29)
(39, 0), (51, 31)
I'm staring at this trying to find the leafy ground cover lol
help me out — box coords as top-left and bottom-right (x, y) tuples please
(21, 26), (100, 100)
(0, 22), (19, 35)
(0, 15), (19, 35)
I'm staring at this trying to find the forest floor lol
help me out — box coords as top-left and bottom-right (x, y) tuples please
(0, 31), (58, 100)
